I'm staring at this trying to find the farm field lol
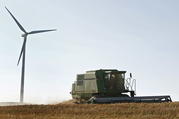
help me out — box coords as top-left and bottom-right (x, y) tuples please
(0, 101), (179, 119)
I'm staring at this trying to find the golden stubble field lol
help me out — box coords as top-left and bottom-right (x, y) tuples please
(0, 102), (179, 119)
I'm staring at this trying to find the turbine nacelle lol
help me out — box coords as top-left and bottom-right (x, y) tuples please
(21, 34), (27, 37)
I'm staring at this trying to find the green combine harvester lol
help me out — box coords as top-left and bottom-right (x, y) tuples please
(71, 69), (172, 103)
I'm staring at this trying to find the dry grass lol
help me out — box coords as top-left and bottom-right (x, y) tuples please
(0, 102), (179, 119)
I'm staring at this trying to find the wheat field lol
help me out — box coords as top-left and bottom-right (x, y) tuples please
(0, 102), (179, 119)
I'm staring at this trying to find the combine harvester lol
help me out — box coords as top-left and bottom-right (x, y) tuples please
(71, 69), (172, 103)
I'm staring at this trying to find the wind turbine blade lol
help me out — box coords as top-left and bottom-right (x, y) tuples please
(5, 7), (27, 33)
(17, 36), (27, 66)
(28, 29), (56, 35)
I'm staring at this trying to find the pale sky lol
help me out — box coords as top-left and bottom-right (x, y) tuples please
(0, 0), (179, 103)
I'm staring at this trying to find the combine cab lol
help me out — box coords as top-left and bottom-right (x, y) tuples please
(71, 69), (172, 103)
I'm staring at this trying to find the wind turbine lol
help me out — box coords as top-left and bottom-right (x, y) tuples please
(5, 7), (56, 103)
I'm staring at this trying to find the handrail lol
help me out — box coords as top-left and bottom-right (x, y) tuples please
(125, 78), (136, 94)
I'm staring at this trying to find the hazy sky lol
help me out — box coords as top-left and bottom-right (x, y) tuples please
(0, 0), (179, 103)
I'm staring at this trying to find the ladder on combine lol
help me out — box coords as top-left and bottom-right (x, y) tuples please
(124, 77), (137, 97)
